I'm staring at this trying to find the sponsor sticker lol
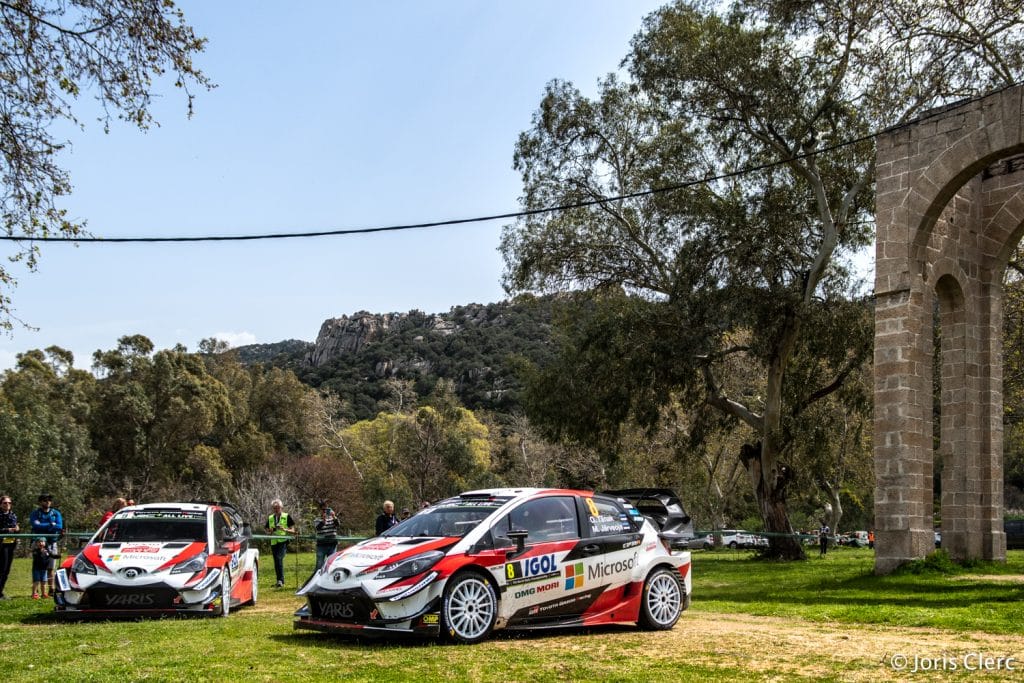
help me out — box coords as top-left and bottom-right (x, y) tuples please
(564, 562), (584, 590)
(421, 613), (439, 625)
(513, 580), (560, 600)
(587, 552), (637, 580)
(361, 541), (394, 551)
(121, 545), (161, 554)
(505, 554), (559, 585)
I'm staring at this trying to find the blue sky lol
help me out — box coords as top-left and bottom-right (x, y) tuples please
(0, 1), (667, 370)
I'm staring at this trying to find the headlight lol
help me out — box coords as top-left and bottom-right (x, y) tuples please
(170, 552), (208, 574)
(375, 550), (444, 579)
(72, 555), (97, 575)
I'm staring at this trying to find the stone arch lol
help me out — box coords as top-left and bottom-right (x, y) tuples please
(873, 85), (1024, 573)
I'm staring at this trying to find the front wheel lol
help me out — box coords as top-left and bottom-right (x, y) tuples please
(728, 541), (737, 550)
(218, 570), (232, 617)
(441, 573), (497, 644)
(637, 567), (683, 630)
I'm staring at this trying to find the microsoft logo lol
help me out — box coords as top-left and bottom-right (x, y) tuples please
(564, 562), (584, 590)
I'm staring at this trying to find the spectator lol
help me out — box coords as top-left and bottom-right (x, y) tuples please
(31, 538), (53, 600)
(100, 497), (128, 526)
(29, 493), (63, 595)
(313, 502), (341, 572)
(0, 494), (18, 600)
(375, 500), (398, 536)
(400, 508), (411, 521)
(264, 499), (294, 587)
(818, 523), (831, 558)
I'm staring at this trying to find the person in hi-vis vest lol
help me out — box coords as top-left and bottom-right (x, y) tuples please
(265, 499), (295, 587)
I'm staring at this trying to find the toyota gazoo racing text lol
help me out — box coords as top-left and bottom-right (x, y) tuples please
(54, 502), (259, 617)
(294, 488), (692, 643)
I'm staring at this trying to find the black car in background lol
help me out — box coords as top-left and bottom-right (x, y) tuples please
(1006, 519), (1024, 550)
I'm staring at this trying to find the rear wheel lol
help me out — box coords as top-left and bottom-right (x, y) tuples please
(441, 573), (497, 644)
(218, 570), (232, 617)
(637, 567), (683, 630)
(728, 541), (737, 550)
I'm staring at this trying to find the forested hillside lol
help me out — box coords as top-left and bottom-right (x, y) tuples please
(237, 297), (560, 422)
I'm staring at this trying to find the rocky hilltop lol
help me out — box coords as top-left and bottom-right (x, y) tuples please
(237, 299), (557, 421)
(306, 310), (461, 368)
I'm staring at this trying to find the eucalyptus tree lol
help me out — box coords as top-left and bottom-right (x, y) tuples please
(502, 0), (1023, 558)
(90, 336), (233, 500)
(0, 346), (96, 523)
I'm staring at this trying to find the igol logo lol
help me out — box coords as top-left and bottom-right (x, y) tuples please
(587, 553), (637, 580)
(505, 554), (558, 583)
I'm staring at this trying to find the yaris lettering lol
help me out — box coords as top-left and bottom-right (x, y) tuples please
(104, 593), (155, 606)
(320, 602), (356, 619)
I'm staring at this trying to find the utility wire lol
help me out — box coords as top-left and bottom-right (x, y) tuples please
(1, 83), (1019, 245)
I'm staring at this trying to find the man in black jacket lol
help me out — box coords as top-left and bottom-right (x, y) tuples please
(375, 500), (398, 536)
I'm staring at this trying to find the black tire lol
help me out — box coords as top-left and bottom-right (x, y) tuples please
(440, 573), (498, 644)
(702, 542), (713, 551)
(637, 567), (683, 630)
(218, 570), (232, 617)
(728, 541), (737, 550)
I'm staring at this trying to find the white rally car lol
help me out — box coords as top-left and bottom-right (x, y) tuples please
(54, 502), (259, 617)
(295, 488), (691, 643)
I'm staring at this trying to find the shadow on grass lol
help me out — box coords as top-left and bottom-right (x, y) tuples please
(271, 622), (641, 650)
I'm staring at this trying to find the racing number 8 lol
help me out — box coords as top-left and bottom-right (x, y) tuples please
(506, 564), (515, 580)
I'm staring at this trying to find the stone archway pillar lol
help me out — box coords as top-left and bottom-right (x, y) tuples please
(873, 86), (1024, 574)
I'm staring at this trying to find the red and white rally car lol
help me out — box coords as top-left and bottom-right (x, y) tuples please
(54, 502), (259, 617)
(294, 488), (692, 643)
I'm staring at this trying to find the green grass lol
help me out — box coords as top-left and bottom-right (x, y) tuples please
(690, 547), (1024, 633)
(0, 548), (1021, 681)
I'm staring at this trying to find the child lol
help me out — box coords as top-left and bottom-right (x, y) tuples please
(31, 537), (52, 599)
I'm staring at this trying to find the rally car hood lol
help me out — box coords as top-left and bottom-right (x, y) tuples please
(83, 540), (206, 574)
(323, 536), (456, 574)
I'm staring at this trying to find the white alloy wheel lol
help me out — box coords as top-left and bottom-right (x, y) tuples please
(638, 567), (683, 630)
(218, 571), (232, 617)
(441, 573), (498, 644)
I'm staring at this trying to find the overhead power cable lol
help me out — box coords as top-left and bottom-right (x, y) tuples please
(1, 83), (1019, 245)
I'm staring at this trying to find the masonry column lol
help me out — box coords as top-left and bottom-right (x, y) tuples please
(873, 129), (935, 574)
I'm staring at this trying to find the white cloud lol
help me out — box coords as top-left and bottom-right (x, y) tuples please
(213, 331), (257, 349)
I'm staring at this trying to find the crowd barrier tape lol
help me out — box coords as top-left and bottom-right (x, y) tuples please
(1, 532), (369, 544)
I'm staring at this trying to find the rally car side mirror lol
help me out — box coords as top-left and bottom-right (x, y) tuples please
(506, 529), (529, 558)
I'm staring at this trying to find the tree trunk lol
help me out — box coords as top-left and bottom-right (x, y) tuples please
(740, 442), (806, 560)
(821, 480), (843, 536)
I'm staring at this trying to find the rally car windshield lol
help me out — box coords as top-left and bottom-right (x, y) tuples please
(382, 506), (495, 538)
(96, 519), (207, 543)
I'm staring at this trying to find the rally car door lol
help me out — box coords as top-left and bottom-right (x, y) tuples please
(491, 495), (587, 625)
(561, 495), (643, 602)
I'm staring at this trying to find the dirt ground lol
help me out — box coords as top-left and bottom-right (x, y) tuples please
(664, 611), (1024, 681)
